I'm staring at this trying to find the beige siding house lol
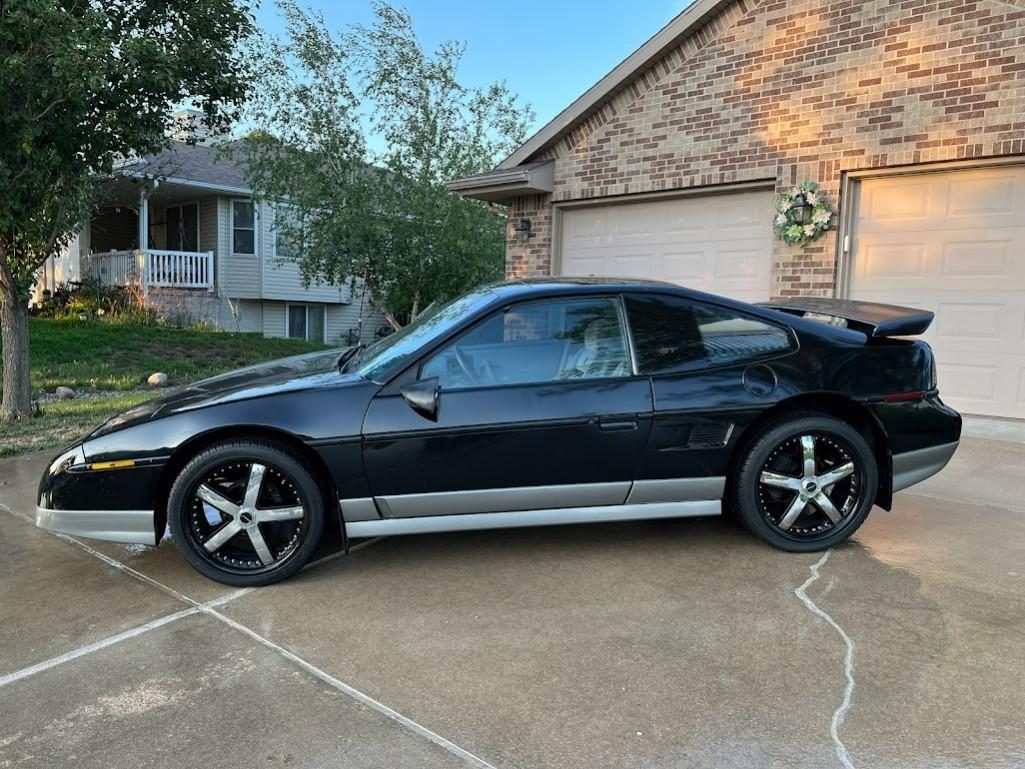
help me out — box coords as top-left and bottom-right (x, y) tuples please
(36, 133), (386, 346)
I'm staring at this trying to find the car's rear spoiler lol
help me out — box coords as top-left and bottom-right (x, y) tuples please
(758, 298), (934, 337)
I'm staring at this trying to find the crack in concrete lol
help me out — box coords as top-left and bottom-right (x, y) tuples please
(794, 550), (857, 769)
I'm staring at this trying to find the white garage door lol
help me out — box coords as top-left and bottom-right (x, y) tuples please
(559, 189), (773, 303)
(849, 165), (1025, 419)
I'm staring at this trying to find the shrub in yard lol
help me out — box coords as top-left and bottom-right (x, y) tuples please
(33, 278), (157, 324)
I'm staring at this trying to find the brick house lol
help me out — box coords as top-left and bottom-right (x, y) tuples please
(449, 0), (1025, 419)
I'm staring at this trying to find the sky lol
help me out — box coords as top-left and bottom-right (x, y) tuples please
(254, 1), (693, 136)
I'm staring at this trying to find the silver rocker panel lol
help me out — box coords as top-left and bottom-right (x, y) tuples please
(375, 481), (631, 518)
(345, 499), (721, 538)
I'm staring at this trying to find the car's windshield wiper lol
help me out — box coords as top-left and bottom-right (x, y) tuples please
(337, 342), (366, 373)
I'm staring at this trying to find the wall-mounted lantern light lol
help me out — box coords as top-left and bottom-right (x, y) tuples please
(513, 218), (531, 243)
(790, 193), (813, 225)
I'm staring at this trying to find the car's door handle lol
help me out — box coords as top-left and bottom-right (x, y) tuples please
(598, 419), (638, 432)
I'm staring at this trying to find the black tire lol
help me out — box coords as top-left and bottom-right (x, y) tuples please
(168, 439), (325, 586)
(730, 412), (877, 552)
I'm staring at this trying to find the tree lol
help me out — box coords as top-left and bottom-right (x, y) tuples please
(239, 0), (533, 327)
(0, 1), (254, 420)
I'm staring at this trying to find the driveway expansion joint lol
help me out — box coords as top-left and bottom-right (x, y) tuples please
(0, 502), (490, 769)
(794, 550), (857, 769)
(0, 589), (248, 689)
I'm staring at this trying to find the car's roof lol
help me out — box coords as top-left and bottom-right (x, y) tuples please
(480, 276), (680, 301)
(509, 276), (675, 288)
(470, 277), (866, 345)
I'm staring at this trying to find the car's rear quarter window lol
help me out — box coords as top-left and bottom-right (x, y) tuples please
(625, 293), (793, 374)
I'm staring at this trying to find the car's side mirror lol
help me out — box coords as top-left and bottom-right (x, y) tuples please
(399, 377), (440, 421)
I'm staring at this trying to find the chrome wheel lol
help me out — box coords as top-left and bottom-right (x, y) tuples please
(757, 433), (862, 540)
(188, 460), (308, 573)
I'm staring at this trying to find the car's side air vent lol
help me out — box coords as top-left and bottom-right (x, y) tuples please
(687, 422), (735, 449)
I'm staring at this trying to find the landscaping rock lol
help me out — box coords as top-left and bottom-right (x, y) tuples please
(147, 372), (169, 388)
(55, 386), (76, 400)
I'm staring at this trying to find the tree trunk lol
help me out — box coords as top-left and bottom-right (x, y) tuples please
(381, 310), (403, 332)
(410, 290), (421, 322)
(1, 283), (32, 420)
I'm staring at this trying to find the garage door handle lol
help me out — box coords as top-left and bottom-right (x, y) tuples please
(599, 419), (638, 432)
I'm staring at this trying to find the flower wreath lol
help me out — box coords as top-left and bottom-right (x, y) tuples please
(773, 181), (834, 246)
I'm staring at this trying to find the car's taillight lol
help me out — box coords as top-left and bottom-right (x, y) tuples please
(885, 391), (925, 403)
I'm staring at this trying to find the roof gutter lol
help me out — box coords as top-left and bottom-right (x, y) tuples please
(117, 170), (252, 196)
(446, 161), (554, 203)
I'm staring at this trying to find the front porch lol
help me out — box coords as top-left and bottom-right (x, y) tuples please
(82, 248), (214, 291)
(80, 176), (220, 292)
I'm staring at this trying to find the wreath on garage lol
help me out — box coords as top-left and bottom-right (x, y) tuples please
(773, 181), (835, 246)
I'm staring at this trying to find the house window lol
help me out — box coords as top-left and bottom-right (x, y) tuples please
(287, 304), (325, 343)
(165, 203), (199, 252)
(232, 200), (256, 255)
(274, 206), (301, 260)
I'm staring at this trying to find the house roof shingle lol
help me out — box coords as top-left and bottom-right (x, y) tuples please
(117, 140), (251, 192)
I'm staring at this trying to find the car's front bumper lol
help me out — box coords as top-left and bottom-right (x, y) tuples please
(36, 443), (161, 545)
(35, 503), (156, 545)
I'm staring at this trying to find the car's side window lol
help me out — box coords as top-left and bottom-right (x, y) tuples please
(421, 296), (631, 390)
(625, 293), (793, 374)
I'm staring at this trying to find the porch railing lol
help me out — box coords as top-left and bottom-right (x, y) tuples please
(82, 249), (140, 287)
(82, 249), (214, 291)
(143, 249), (213, 289)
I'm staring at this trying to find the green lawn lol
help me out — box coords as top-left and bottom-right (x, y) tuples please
(0, 318), (331, 456)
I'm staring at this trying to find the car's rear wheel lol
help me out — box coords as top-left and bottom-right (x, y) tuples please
(168, 440), (325, 586)
(731, 413), (877, 552)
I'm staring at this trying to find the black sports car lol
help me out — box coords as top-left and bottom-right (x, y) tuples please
(37, 278), (961, 586)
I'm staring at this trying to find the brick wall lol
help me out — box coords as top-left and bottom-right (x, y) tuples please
(505, 0), (1025, 297)
(506, 194), (554, 279)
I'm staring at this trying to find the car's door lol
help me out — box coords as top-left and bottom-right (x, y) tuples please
(361, 295), (654, 517)
(621, 292), (797, 495)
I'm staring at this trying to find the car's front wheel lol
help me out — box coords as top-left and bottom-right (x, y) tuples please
(731, 413), (878, 552)
(168, 439), (325, 586)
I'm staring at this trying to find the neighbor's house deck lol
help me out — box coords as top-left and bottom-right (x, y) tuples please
(36, 122), (386, 345)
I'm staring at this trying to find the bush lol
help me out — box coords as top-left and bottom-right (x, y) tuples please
(33, 278), (155, 323)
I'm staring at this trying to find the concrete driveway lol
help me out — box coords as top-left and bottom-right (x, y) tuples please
(1, 437), (1024, 769)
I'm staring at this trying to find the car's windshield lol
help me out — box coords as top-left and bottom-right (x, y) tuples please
(354, 288), (498, 381)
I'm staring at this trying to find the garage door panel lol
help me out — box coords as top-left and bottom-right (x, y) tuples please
(608, 252), (657, 278)
(859, 179), (933, 224)
(946, 173), (1018, 219)
(713, 247), (767, 282)
(608, 207), (656, 242)
(563, 210), (606, 248)
(937, 359), (1001, 407)
(850, 165), (1025, 418)
(941, 240), (1013, 280)
(560, 253), (604, 276)
(715, 196), (766, 231)
(664, 203), (711, 235)
(559, 190), (773, 303)
(934, 301), (1012, 344)
(661, 249), (707, 282)
(855, 239), (931, 284)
